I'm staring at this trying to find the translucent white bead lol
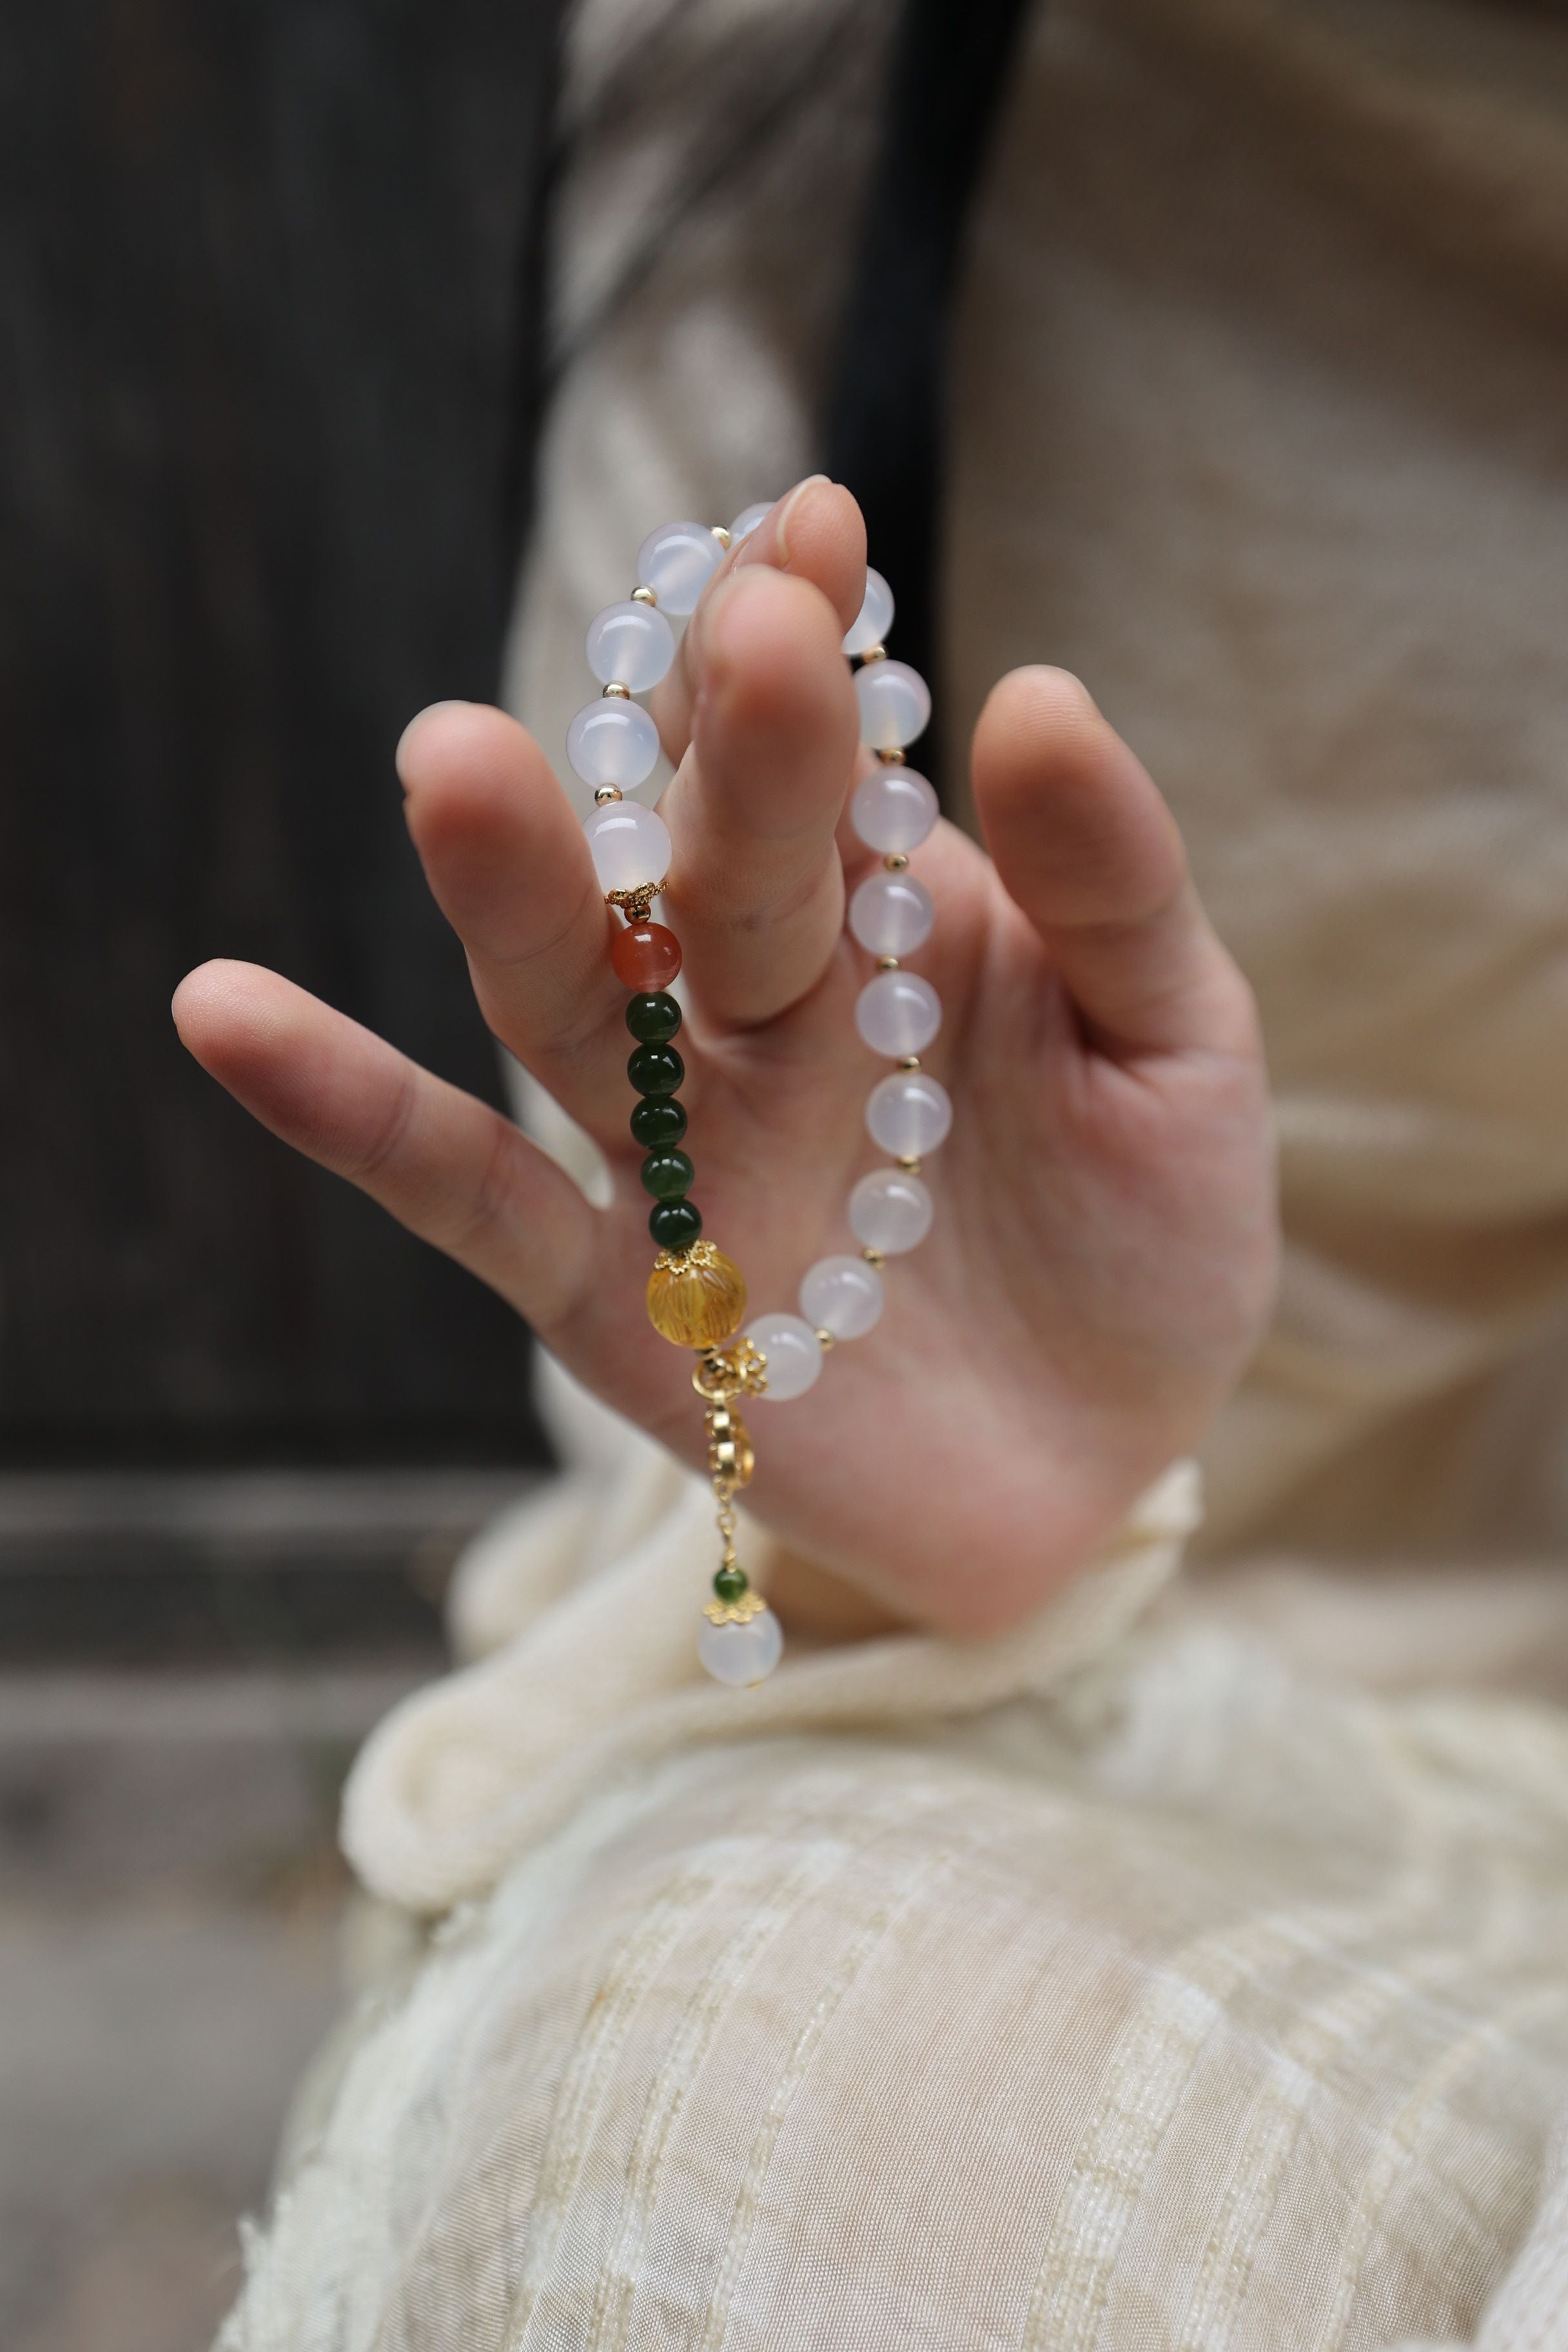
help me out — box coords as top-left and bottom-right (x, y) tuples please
(855, 971), (942, 1057)
(851, 765), (938, 854)
(729, 500), (772, 543)
(799, 1253), (884, 1340)
(636, 520), (723, 618)
(746, 1311), (824, 1402)
(867, 1070), (953, 1157)
(565, 698), (660, 790)
(849, 871), (934, 956)
(699, 1605), (783, 1687)
(585, 600), (675, 692)
(848, 1168), (934, 1254)
(843, 566), (894, 658)
(582, 799), (671, 893)
(856, 659), (931, 750)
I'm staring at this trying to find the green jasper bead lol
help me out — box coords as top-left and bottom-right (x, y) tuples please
(713, 1564), (749, 1603)
(641, 1146), (694, 1202)
(629, 1095), (687, 1150)
(649, 1197), (702, 1248)
(625, 991), (681, 1044)
(628, 1041), (683, 1096)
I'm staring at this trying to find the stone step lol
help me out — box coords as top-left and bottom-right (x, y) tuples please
(0, 1467), (533, 1663)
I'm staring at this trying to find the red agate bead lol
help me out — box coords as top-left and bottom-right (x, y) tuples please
(611, 920), (681, 991)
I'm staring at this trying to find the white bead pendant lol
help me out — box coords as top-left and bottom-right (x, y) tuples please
(699, 1605), (784, 1687)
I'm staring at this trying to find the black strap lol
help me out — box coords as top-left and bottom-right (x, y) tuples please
(823, 0), (1035, 790)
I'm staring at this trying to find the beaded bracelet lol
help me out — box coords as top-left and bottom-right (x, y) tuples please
(571, 507), (943, 1687)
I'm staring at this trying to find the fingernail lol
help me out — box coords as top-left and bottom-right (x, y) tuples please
(774, 474), (830, 565)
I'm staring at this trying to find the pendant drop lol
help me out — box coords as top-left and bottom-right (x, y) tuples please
(692, 1338), (781, 1687)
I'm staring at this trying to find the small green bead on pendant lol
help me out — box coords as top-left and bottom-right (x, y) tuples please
(713, 1563), (749, 1604)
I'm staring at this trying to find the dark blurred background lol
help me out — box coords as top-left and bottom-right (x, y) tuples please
(3, 4), (564, 2341)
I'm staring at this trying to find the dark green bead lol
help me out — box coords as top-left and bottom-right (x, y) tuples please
(713, 1564), (749, 1604)
(649, 1197), (701, 1248)
(628, 1042), (683, 1096)
(625, 991), (681, 1044)
(629, 1095), (687, 1150)
(641, 1147), (694, 1202)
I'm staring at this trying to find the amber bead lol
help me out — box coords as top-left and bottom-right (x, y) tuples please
(611, 921), (682, 992)
(625, 991), (681, 1044)
(645, 1240), (747, 1348)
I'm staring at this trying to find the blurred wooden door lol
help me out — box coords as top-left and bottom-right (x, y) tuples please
(1, 0), (565, 1466)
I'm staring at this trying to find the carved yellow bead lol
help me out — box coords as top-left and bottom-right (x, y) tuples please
(646, 1240), (747, 1349)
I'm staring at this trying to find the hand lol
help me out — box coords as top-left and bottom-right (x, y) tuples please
(173, 480), (1277, 1640)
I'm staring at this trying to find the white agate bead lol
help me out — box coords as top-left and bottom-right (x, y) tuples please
(636, 520), (723, 617)
(585, 600), (675, 691)
(699, 1605), (783, 1687)
(746, 1311), (824, 1401)
(848, 1167), (934, 1254)
(849, 871), (934, 956)
(565, 698), (660, 790)
(856, 970), (941, 1057)
(799, 1253), (884, 1339)
(843, 566), (894, 658)
(856, 658), (930, 750)
(582, 799), (671, 893)
(867, 1070), (952, 1157)
(851, 765), (938, 854)
(729, 500), (772, 542)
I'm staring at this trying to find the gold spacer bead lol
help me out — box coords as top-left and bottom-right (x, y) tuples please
(593, 783), (623, 805)
(814, 1328), (836, 1351)
(884, 851), (909, 872)
(861, 1246), (887, 1269)
(897, 1155), (923, 1174)
(602, 681), (631, 700)
(859, 645), (887, 663)
(877, 955), (899, 972)
(877, 747), (906, 765)
(631, 584), (657, 607)
(710, 525), (732, 549)
(899, 1055), (921, 1071)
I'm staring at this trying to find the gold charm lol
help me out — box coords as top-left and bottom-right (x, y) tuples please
(646, 1239), (748, 1349)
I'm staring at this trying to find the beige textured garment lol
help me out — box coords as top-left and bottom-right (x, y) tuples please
(217, 0), (1568, 2344)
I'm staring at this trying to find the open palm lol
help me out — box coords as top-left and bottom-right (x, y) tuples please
(175, 482), (1277, 1638)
